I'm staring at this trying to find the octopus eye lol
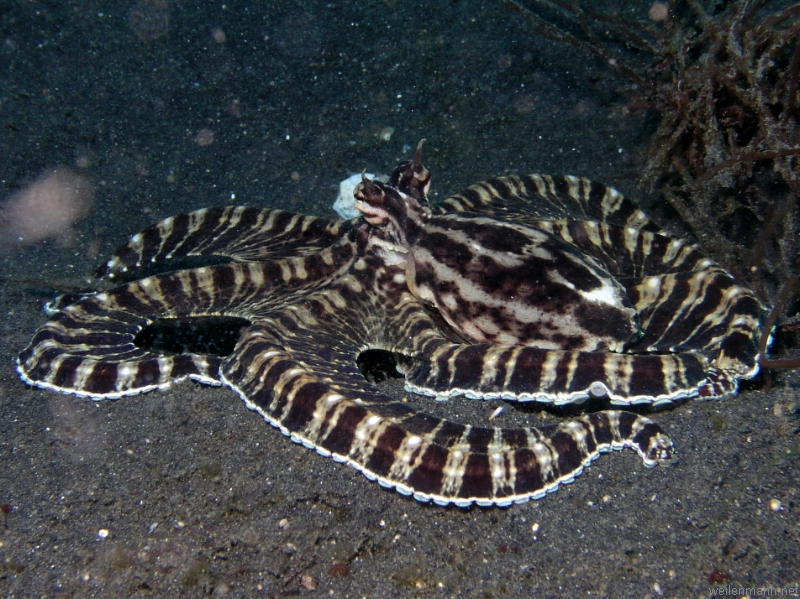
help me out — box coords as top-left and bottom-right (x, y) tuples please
(389, 139), (432, 203)
(354, 176), (394, 226)
(354, 173), (386, 206)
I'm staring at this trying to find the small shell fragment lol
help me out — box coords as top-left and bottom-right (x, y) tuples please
(489, 406), (504, 420)
(379, 126), (395, 141)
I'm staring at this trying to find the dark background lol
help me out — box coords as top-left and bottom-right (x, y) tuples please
(0, 1), (797, 596)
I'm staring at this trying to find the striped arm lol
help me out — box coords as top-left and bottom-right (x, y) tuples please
(404, 341), (712, 406)
(438, 175), (660, 232)
(626, 269), (762, 377)
(533, 220), (711, 278)
(404, 265), (761, 407)
(17, 287), (223, 398)
(17, 244), (357, 398)
(96, 206), (356, 280)
(220, 311), (674, 507)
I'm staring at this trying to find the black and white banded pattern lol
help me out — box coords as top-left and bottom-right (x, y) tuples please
(18, 151), (762, 506)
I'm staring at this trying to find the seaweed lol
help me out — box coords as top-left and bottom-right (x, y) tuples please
(508, 0), (800, 366)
